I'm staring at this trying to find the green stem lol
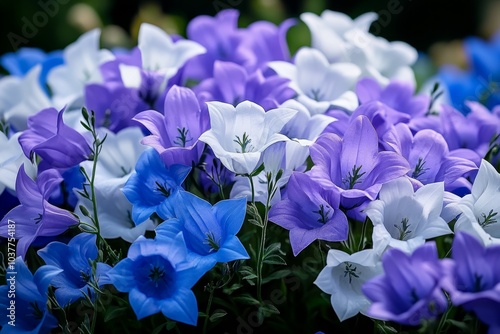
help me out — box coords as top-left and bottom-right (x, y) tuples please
(357, 218), (368, 252)
(248, 175), (255, 203)
(202, 287), (214, 334)
(256, 183), (272, 302)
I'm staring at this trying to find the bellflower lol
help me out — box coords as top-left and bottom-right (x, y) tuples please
(137, 23), (206, 80)
(268, 47), (361, 114)
(122, 148), (191, 223)
(37, 233), (112, 306)
(300, 10), (417, 85)
(314, 248), (382, 321)
(269, 172), (348, 255)
(134, 85), (209, 166)
(19, 107), (92, 169)
(107, 233), (212, 325)
(300, 10), (377, 63)
(194, 60), (295, 111)
(77, 127), (154, 241)
(362, 242), (448, 326)
(0, 47), (63, 82)
(0, 257), (61, 334)
(383, 124), (477, 192)
(113, 24), (205, 105)
(0, 65), (51, 131)
(0, 131), (35, 195)
(442, 232), (500, 332)
(0, 166), (79, 257)
(365, 177), (451, 255)
(47, 29), (114, 109)
(198, 100), (297, 175)
(156, 191), (249, 268)
(453, 159), (500, 245)
(310, 115), (410, 218)
(438, 34), (500, 113)
(356, 77), (429, 118)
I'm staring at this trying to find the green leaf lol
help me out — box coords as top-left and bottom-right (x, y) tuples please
(103, 306), (128, 322)
(262, 269), (292, 284)
(234, 294), (260, 306)
(259, 303), (280, 317)
(248, 218), (264, 227)
(374, 321), (398, 334)
(249, 163), (265, 177)
(264, 242), (283, 258)
(446, 319), (469, 331)
(209, 309), (227, 322)
(166, 320), (177, 331)
(223, 283), (243, 295)
(263, 254), (287, 266)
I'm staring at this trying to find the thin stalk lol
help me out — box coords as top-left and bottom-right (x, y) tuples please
(202, 287), (215, 334)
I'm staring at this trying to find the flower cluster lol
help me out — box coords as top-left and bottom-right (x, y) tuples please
(1, 7), (500, 334)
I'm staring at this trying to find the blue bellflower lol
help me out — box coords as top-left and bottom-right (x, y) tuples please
(37, 233), (112, 306)
(155, 191), (249, 268)
(0, 257), (62, 334)
(122, 148), (191, 223)
(107, 233), (213, 325)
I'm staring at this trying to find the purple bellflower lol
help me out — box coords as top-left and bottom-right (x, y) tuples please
(362, 242), (448, 326)
(269, 172), (348, 256)
(442, 232), (500, 332)
(18, 107), (92, 169)
(194, 60), (295, 111)
(383, 123), (477, 192)
(310, 115), (410, 219)
(133, 85), (209, 166)
(0, 166), (79, 258)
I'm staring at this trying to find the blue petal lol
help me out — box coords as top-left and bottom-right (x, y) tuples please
(216, 235), (249, 262)
(107, 258), (136, 292)
(34, 265), (63, 298)
(129, 288), (160, 320)
(213, 196), (247, 235)
(159, 288), (198, 326)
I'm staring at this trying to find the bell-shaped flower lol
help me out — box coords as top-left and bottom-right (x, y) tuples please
(77, 127), (154, 242)
(442, 232), (500, 332)
(453, 159), (500, 245)
(198, 100), (296, 175)
(269, 172), (348, 255)
(48, 29), (114, 109)
(310, 115), (410, 218)
(300, 10), (377, 62)
(107, 233), (213, 325)
(156, 191), (249, 268)
(122, 149), (191, 223)
(314, 248), (382, 321)
(37, 233), (112, 306)
(19, 107), (92, 169)
(0, 257), (61, 333)
(269, 47), (361, 114)
(0, 166), (79, 257)
(134, 85), (209, 166)
(362, 242), (448, 326)
(383, 124), (478, 193)
(137, 23), (206, 80)
(0, 131), (35, 195)
(365, 177), (452, 255)
(194, 61), (295, 111)
(0, 65), (51, 131)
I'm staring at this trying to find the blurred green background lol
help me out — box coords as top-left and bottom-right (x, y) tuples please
(0, 0), (497, 66)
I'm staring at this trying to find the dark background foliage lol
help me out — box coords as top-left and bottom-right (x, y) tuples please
(0, 0), (491, 56)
